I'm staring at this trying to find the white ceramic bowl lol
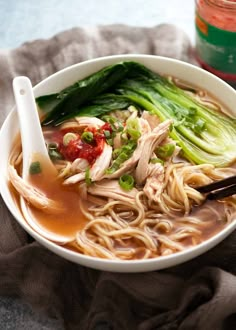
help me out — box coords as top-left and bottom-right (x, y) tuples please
(1, 54), (236, 272)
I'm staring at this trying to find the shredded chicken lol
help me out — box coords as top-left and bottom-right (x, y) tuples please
(90, 143), (113, 181)
(71, 158), (89, 173)
(141, 111), (161, 130)
(113, 132), (122, 149)
(143, 163), (165, 203)
(75, 116), (105, 129)
(135, 120), (172, 185)
(64, 172), (85, 184)
(8, 165), (63, 214)
(88, 179), (138, 202)
(139, 117), (152, 134)
(103, 120), (171, 180)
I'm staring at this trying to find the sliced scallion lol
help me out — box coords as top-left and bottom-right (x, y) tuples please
(156, 143), (175, 160)
(104, 130), (111, 138)
(63, 132), (77, 146)
(29, 161), (41, 175)
(106, 138), (114, 146)
(101, 115), (123, 132)
(48, 143), (63, 160)
(85, 167), (92, 186)
(150, 157), (164, 165)
(106, 141), (137, 174)
(119, 174), (134, 191)
(125, 117), (141, 141)
(81, 131), (94, 143)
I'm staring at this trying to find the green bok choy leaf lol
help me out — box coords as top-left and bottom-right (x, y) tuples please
(36, 61), (236, 167)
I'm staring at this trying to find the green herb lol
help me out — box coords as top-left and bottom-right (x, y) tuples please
(63, 132), (77, 146)
(81, 131), (94, 143)
(104, 130), (111, 138)
(106, 141), (137, 174)
(150, 157), (164, 165)
(155, 144), (175, 160)
(48, 143), (63, 161)
(119, 174), (134, 191)
(112, 148), (121, 159)
(85, 167), (92, 186)
(29, 161), (41, 175)
(101, 115), (124, 132)
(103, 130), (114, 145)
(125, 117), (141, 141)
(106, 138), (114, 146)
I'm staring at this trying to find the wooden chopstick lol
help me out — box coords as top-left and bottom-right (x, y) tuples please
(196, 175), (236, 200)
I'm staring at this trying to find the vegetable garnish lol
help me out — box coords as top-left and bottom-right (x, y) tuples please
(106, 141), (137, 174)
(150, 157), (164, 165)
(29, 161), (42, 175)
(81, 131), (94, 143)
(57, 130), (104, 164)
(155, 144), (175, 160)
(63, 132), (77, 146)
(103, 130), (111, 138)
(101, 115), (124, 133)
(48, 143), (63, 161)
(85, 167), (92, 186)
(125, 117), (141, 141)
(119, 174), (134, 191)
(37, 61), (236, 167)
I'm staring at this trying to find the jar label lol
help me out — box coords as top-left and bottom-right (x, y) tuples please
(195, 12), (236, 74)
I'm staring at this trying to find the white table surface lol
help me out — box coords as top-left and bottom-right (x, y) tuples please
(0, 0), (195, 329)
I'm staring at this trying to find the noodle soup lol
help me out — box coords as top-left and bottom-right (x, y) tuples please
(8, 60), (236, 261)
(1, 55), (236, 272)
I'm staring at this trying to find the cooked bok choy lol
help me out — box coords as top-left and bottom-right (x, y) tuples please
(36, 61), (236, 167)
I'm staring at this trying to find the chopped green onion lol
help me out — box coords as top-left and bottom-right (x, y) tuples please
(156, 143), (175, 160)
(29, 161), (41, 175)
(48, 143), (63, 160)
(85, 167), (92, 186)
(125, 117), (141, 141)
(119, 174), (134, 191)
(150, 157), (164, 165)
(104, 130), (111, 138)
(81, 131), (94, 143)
(49, 149), (63, 161)
(116, 121), (124, 132)
(63, 133), (77, 146)
(106, 141), (137, 174)
(112, 148), (121, 159)
(106, 138), (114, 146)
(101, 115), (123, 132)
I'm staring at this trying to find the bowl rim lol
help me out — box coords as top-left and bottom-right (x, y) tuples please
(1, 54), (236, 272)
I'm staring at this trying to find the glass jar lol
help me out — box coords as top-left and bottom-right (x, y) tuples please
(195, 0), (236, 87)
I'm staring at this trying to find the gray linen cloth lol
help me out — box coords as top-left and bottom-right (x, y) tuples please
(1, 24), (236, 330)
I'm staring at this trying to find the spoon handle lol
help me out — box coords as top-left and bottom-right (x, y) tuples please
(13, 76), (50, 179)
